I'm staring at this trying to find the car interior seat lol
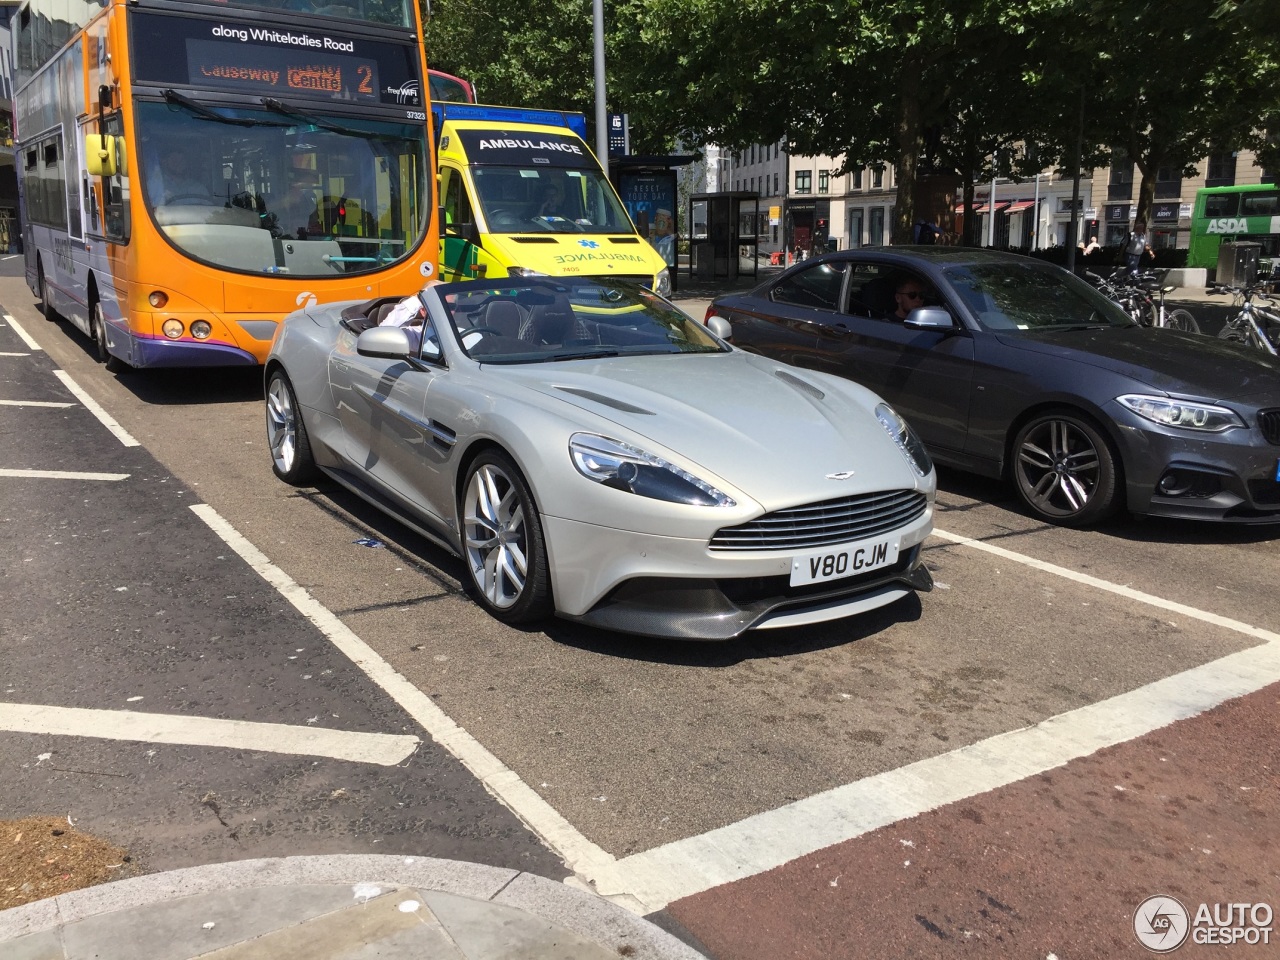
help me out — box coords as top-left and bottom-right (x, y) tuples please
(858, 275), (897, 318)
(521, 294), (590, 346)
(480, 299), (524, 339)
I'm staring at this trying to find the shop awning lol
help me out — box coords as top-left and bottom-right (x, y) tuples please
(1004, 200), (1036, 214)
(972, 201), (1009, 216)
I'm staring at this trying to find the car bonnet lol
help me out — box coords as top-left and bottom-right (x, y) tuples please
(501, 351), (928, 509)
(991, 328), (1280, 402)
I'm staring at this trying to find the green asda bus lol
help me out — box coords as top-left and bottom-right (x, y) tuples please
(1187, 184), (1280, 274)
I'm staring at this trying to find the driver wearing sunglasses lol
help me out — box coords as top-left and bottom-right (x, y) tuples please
(891, 277), (929, 320)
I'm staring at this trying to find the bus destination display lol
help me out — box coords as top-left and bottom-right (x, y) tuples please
(188, 38), (380, 102)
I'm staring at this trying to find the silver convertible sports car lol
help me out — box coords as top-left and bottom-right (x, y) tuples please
(264, 277), (937, 640)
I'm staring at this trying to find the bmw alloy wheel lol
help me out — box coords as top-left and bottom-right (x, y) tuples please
(1012, 412), (1119, 526)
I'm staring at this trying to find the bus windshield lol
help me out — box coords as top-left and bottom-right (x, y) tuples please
(136, 101), (427, 278)
(471, 166), (634, 235)
(193, 0), (413, 29)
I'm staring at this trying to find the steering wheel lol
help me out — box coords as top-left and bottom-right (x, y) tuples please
(462, 325), (504, 338)
(485, 208), (525, 228)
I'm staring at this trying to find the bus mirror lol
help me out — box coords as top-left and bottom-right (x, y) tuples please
(98, 84), (112, 112)
(85, 134), (117, 177)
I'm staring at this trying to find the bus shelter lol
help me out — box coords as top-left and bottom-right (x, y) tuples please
(688, 192), (760, 283)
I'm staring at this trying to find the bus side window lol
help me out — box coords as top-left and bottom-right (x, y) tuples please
(1205, 195), (1237, 218)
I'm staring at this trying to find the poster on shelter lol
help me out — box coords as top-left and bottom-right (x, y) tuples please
(618, 172), (677, 267)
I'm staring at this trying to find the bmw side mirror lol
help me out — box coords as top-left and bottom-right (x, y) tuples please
(904, 307), (955, 331)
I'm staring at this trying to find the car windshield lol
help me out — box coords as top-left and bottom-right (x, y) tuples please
(942, 261), (1136, 331)
(440, 279), (727, 363)
(136, 100), (428, 278)
(470, 166), (634, 234)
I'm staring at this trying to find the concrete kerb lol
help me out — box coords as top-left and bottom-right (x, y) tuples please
(0, 855), (708, 960)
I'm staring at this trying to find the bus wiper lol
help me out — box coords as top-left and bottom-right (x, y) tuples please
(260, 97), (381, 139)
(162, 89), (281, 127)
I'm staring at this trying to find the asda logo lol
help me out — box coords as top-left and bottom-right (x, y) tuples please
(1206, 218), (1251, 234)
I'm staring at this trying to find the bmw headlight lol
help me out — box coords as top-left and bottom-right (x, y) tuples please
(569, 434), (736, 507)
(875, 403), (933, 477)
(1118, 395), (1244, 432)
(655, 268), (672, 297)
(507, 266), (548, 279)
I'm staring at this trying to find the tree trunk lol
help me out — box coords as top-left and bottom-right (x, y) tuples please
(893, 65), (923, 244)
(1134, 157), (1158, 229)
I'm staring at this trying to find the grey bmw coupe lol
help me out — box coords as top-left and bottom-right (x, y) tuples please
(707, 248), (1280, 527)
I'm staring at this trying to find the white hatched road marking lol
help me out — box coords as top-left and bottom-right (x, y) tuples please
(0, 702), (419, 766)
(0, 468), (129, 481)
(51, 369), (140, 447)
(0, 399), (74, 407)
(3, 313), (42, 350)
(190, 500), (1280, 914)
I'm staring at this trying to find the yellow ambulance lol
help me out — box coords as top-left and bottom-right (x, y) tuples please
(434, 104), (670, 295)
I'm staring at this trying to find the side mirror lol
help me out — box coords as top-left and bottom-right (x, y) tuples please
(84, 134), (117, 177)
(706, 314), (733, 341)
(904, 306), (955, 331)
(356, 326), (414, 359)
(446, 220), (481, 245)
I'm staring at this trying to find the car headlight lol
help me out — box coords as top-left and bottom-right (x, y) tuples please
(875, 403), (933, 477)
(569, 433), (736, 507)
(507, 266), (548, 279)
(1118, 394), (1244, 432)
(655, 268), (671, 297)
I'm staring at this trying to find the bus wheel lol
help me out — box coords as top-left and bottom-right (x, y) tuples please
(38, 263), (56, 321)
(92, 302), (125, 372)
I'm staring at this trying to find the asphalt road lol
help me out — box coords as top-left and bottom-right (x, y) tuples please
(2, 264), (1277, 956)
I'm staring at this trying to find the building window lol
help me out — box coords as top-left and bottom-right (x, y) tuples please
(750, 144), (756, 164)
(1108, 156), (1134, 201)
(774, 172), (779, 194)
(818, 170), (830, 194)
(872, 168), (884, 189)
(795, 170), (812, 194)
(1206, 151), (1236, 188)
(852, 169), (862, 190)
(1154, 165), (1181, 200)
(869, 207), (884, 245)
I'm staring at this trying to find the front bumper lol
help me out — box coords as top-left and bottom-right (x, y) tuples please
(1112, 408), (1280, 522)
(542, 506), (934, 639)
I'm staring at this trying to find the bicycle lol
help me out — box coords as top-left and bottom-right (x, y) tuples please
(1086, 268), (1200, 333)
(1207, 280), (1280, 355)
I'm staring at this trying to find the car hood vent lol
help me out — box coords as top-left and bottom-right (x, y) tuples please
(775, 369), (825, 400)
(609, 237), (641, 244)
(511, 237), (558, 243)
(554, 386), (654, 414)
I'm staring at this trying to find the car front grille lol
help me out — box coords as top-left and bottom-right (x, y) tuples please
(1258, 409), (1280, 445)
(709, 490), (928, 552)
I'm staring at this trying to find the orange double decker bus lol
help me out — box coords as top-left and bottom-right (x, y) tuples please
(13, 0), (438, 370)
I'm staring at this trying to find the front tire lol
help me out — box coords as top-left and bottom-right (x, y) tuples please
(1164, 308), (1200, 334)
(1011, 411), (1121, 527)
(1217, 323), (1249, 345)
(460, 450), (552, 624)
(265, 369), (319, 485)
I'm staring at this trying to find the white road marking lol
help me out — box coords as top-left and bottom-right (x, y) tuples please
(4, 313), (41, 350)
(0, 468), (129, 481)
(0, 702), (418, 766)
(188, 503), (1280, 915)
(0, 399), (74, 407)
(0, 352), (33, 357)
(189, 502), (618, 879)
(51, 370), (140, 446)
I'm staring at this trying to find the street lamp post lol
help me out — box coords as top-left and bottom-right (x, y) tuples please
(592, 0), (608, 165)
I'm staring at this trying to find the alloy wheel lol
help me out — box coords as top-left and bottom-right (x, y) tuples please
(463, 462), (529, 610)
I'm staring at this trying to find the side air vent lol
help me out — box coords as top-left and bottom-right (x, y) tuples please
(775, 369), (825, 400)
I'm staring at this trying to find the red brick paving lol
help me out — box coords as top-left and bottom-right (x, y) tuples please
(669, 683), (1280, 959)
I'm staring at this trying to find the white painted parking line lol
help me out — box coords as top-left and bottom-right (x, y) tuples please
(0, 352), (32, 357)
(0, 399), (74, 407)
(3, 314), (41, 351)
(0, 468), (129, 481)
(0, 702), (419, 766)
(189, 503), (619, 881)
(597, 640), (1280, 911)
(51, 369), (140, 447)
(931, 527), (1280, 643)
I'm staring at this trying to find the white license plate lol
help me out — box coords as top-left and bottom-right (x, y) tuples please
(790, 536), (900, 587)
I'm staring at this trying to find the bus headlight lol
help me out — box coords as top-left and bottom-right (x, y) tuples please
(191, 320), (212, 340)
(162, 319), (184, 339)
